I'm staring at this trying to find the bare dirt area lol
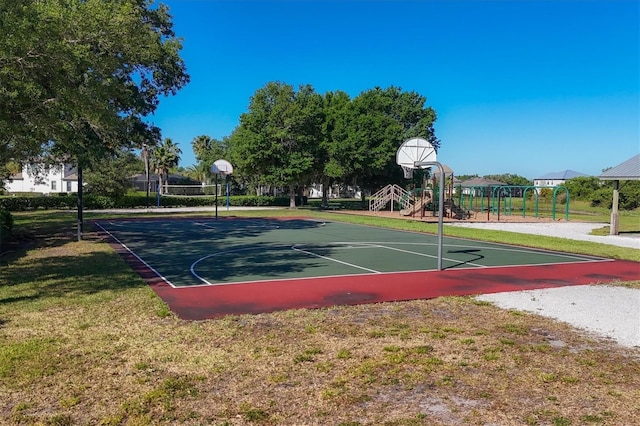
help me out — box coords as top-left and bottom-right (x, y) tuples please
(333, 209), (560, 223)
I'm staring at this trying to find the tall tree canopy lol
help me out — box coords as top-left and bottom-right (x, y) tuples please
(228, 83), (439, 205)
(0, 0), (189, 175)
(230, 81), (324, 207)
(329, 86), (439, 197)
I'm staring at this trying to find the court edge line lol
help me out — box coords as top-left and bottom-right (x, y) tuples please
(95, 222), (178, 289)
(185, 255), (614, 289)
(100, 219), (616, 289)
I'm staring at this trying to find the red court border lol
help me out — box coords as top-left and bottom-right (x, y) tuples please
(97, 217), (640, 320)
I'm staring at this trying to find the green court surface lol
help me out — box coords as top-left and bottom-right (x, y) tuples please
(96, 217), (604, 288)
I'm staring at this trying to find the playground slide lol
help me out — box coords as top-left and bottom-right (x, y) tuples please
(401, 200), (426, 216)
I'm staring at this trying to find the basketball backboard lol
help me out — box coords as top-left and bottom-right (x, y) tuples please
(211, 159), (233, 175)
(396, 137), (437, 169)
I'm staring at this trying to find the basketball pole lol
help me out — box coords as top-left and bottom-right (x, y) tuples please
(415, 161), (445, 271)
(215, 172), (218, 220)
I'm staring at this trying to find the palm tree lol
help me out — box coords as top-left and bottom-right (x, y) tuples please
(151, 138), (181, 194)
(185, 161), (211, 184)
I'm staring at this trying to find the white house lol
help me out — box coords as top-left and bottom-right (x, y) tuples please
(533, 170), (588, 188)
(3, 163), (79, 194)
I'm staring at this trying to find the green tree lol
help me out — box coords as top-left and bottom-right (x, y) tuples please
(484, 174), (532, 186)
(190, 134), (229, 184)
(563, 176), (602, 200)
(1, 0), (188, 165)
(184, 162), (211, 185)
(1, 0), (188, 236)
(343, 86), (439, 197)
(84, 150), (141, 198)
(320, 90), (352, 205)
(192, 135), (227, 165)
(152, 138), (182, 194)
(230, 82), (324, 208)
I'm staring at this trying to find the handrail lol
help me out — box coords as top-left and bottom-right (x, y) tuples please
(368, 184), (411, 211)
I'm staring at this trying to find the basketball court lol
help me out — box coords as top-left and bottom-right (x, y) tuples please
(95, 217), (640, 320)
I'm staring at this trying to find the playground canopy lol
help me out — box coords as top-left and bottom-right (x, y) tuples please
(460, 177), (506, 187)
(599, 154), (640, 235)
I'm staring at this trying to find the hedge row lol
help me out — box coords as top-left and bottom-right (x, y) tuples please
(0, 195), (295, 211)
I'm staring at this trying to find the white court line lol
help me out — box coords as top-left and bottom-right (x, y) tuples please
(95, 222), (178, 288)
(305, 241), (487, 268)
(373, 244), (487, 268)
(190, 243), (382, 286)
(99, 220), (612, 289)
(331, 241), (605, 263)
(291, 245), (381, 274)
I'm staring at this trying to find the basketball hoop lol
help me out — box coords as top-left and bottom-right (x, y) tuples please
(211, 159), (233, 176)
(396, 137), (436, 180)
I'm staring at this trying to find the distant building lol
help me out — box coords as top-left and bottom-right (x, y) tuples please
(459, 177), (506, 196)
(533, 170), (588, 188)
(4, 163), (79, 194)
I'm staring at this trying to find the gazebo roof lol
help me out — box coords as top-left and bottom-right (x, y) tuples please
(460, 177), (505, 187)
(599, 154), (640, 180)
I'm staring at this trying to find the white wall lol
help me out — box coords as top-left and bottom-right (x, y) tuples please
(533, 178), (566, 187)
(4, 164), (78, 194)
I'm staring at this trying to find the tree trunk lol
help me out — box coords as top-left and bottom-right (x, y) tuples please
(158, 171), (164, 195)
(76, 164), (83, 241)
(322, 178), (329, 207)
(289, 183), (296, 209)
(164, 171), (169, 195)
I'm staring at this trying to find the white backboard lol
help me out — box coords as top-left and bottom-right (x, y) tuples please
(396, 137), (437, 169)
(211, 159), (234, 175)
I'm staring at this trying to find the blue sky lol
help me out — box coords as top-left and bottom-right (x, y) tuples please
(150, 0), (639, 179)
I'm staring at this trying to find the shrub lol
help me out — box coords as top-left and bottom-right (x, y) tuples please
(0, 194), (346, 211)
(590, 188), (612, 208)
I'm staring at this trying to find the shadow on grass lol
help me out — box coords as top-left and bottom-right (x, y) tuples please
(2, 211), (80, 264)
(0, 246), (145, 306)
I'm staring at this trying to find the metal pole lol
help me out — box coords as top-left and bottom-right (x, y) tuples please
(215, 173), (218, 220)
(226, 178), (230, 210)
(414, 161), (445, 271)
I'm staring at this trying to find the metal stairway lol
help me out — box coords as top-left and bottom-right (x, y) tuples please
(368, 184), (411, 212)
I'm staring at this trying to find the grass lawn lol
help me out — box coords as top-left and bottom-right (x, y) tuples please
(1, 209), (638, 425)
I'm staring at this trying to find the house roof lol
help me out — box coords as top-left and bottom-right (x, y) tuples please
(460, 177), (505, 187)
(535, 170), (588, 180)
(599, 154), (640, 180)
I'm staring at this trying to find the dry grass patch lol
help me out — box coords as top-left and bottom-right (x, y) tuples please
(1, 212), (639, 425)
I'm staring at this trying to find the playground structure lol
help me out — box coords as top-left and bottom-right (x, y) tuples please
(368, 138), (571, 221)
(456, 185), (570, 221)
(370, 182), (571, 221)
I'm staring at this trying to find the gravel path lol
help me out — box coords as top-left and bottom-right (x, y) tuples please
(448, 221), (639, 349)
(446, 221), (640, 249)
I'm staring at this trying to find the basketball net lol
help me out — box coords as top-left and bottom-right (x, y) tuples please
(402, 165), (414, 179)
